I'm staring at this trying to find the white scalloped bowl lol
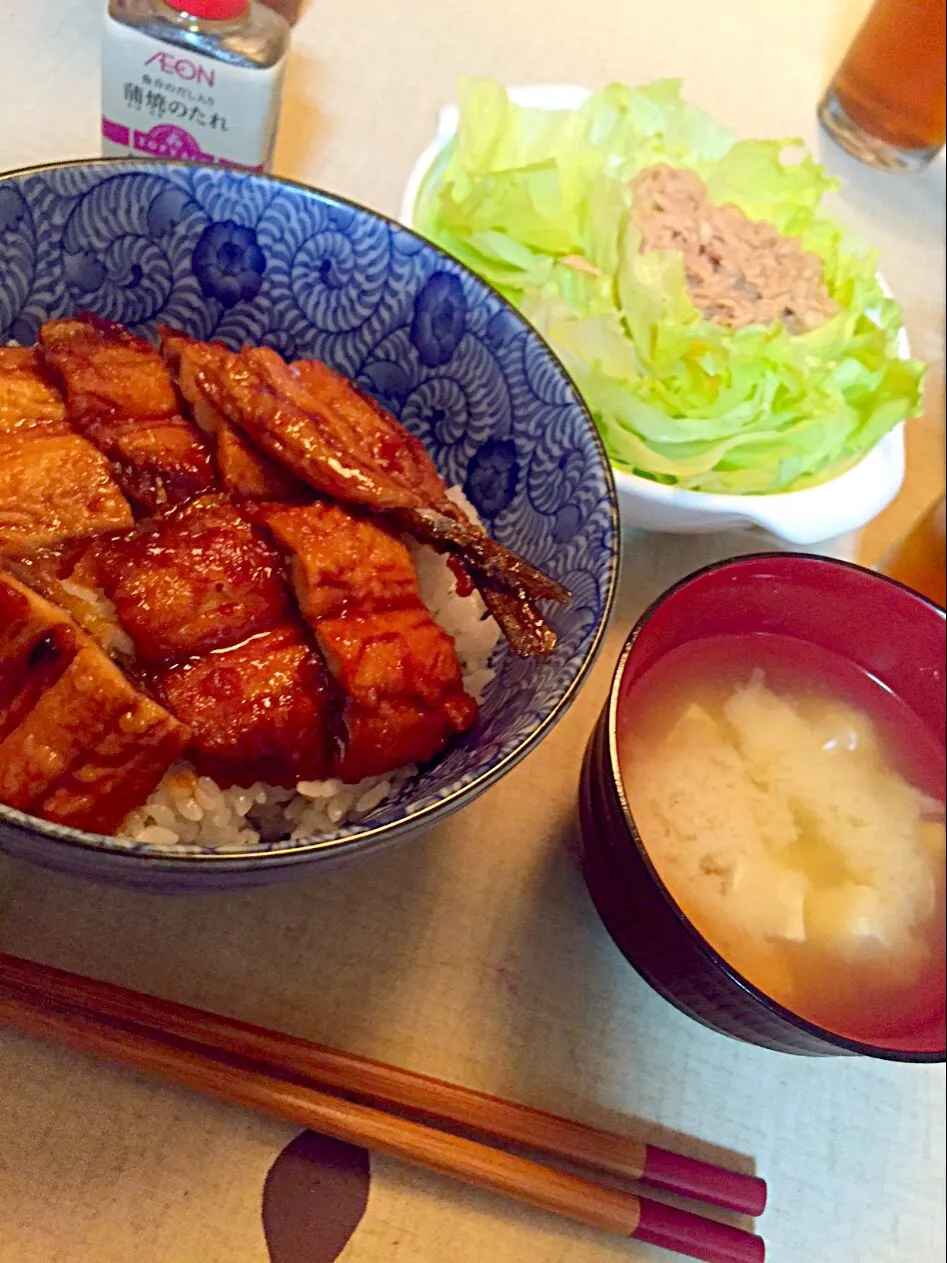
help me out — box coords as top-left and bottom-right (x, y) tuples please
(400, 84), (910, 546)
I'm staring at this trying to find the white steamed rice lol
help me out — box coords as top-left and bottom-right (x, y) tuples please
(119, 488), (501, 849)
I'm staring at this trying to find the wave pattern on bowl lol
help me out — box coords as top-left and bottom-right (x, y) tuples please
(0, 161), (618, 871)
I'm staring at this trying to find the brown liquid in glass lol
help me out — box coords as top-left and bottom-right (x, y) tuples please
(830, 0), (946, 151)
(880, 498), (946, 608)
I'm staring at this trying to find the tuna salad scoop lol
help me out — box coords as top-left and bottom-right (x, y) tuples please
(415, 78), (924, 495)
(629, 164), (839, 334)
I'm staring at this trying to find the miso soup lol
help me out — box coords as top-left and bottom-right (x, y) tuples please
(618, 633), (946, 1045)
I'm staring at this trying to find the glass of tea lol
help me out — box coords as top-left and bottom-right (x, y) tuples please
(879, 496), (947, 606)
(818, 0), (946, 172)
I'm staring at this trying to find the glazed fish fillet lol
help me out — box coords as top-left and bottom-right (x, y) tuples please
(98, 494), (292, 666)
(0, 347), (133, 557)
(90, 494), (337, 787)
(0, 346), (68, 436)
(166, 336), (569, 656)
(0, 317), (567, 832)
(153, 623), (339, 789)
(0, 572), (188, 833)
(40, 315), (217, 513)
(161, 330), (305, 502)
(257, 502), (478, 780)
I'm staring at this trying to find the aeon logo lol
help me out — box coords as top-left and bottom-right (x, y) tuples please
(144, 51), (216, 86)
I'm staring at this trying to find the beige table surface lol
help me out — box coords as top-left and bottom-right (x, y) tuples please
(0, 2), (945, 1261)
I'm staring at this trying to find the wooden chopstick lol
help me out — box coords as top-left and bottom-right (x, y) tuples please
(0, 979), (764, 1263)
(0, 952), (765, 1216)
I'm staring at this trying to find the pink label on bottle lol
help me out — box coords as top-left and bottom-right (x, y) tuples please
(102, 118), (131, 145)
(218, 158), (266, 172)
(132, 124), (215, 163)
(102, 116), (265, 172)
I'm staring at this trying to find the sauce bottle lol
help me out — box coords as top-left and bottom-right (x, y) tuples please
(102, 1), (290, 172)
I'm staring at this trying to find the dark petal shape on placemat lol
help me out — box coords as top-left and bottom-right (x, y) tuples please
(262, 1130), (371, 1263)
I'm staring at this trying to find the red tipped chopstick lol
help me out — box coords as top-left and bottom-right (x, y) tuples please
(0, 953), (765, 1217)
(0, 983), (761, 1263)
(0, 955), (765, 1263)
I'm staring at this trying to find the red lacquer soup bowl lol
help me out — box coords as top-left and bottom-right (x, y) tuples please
(578, 553), (946, 1060)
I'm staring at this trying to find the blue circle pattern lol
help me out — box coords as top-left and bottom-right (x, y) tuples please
(410, 271), (466, 368)
(463, 437), (520, 519)
(0, 161), (618, 861)
(192, 220), (266, 308)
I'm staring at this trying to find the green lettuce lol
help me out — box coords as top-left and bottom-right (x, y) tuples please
(414, 78), (924, 494)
